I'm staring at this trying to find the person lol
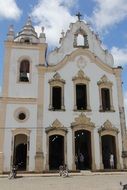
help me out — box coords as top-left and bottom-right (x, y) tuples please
(110, 153), (114, 169)
(8, 164), (18, 179)
(75, 154), (78, 170)
(79, 153), (84, 170)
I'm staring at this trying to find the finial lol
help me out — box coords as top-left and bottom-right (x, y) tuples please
(9, 25), (14, 32)
(26, 16), (32, 25)
(7, 24), (14, 41)
(76, 12), (82, 21)
(61, 30), (65, 38)
(39, 26), (46, 43)
(41, 26), (45, 33)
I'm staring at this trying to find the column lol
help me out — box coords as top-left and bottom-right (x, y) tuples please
(99, 135), (104, 169)
(91, 130), (96, 171)
(35, 67), (44, 172)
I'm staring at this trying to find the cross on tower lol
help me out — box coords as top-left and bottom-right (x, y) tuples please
(76, 12), (82, 21)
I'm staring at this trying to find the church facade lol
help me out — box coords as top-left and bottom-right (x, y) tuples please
(0, 16), (127, 173)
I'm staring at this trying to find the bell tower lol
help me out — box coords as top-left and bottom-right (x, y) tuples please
(0, 17), (47, 173)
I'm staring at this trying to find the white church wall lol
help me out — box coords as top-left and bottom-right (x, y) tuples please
(43, 54), (122, 169)
(3, 103), (37, 171)
(8, 48), (39, 98)
(48, 21), (113, 67)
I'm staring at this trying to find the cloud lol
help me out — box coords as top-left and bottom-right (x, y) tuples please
(91, 0), (127, 31)
(31, 0), (77, 46)
(111, 47), (127, 67)
(0, 0), (22, 20)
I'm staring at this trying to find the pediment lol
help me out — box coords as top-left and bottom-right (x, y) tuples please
(98, 120), (119, 133)
(97, 75), (113, 86)
(45, 119), (67, 133)
(48, 72), (65, 84)
(72, 70), (90, 82)
(71, 113), (95, 128)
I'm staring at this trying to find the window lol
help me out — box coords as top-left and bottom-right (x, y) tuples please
(14, 107), (29, 122)
(52, 86), (62, 110)
(97, 75), (114, 112)
(101, 88), (110, 111)
(73, 28), (89, 48)
(18, 112), (26, 120)
(72, 70), (91, 111)
(19, 60), (30, 82)
(76, 84), (87, 110)
(49, 73), (65, 111)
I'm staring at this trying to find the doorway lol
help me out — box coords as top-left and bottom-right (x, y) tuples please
(13, 134), (27, 170)
(101, 135), (117, 169)
(75, 130), (92, 170)
(49, 135), (64, 170)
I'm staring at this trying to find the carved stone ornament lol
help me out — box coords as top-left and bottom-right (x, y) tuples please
(72, 70), (90, 81)
(52, 119), (62, 128)
(71, 112), (95, 128)
(45, 119), (67, 133)
(48, 72), (65, 84)
(97, 75), (113, 86)
(77, 56), (87, 69)
(98, 120), (119, 133)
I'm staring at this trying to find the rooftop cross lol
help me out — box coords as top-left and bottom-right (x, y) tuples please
(76, 12), (82, 21)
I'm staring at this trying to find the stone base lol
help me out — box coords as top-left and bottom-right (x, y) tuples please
(35, 152), (44, 172)
(0, 152), (4, 174)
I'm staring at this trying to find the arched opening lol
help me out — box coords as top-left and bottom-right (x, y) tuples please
(19, 60), (30, 82)
(13, 134), (27, 170)
(76, 84), (87, 110)
(77, 34), (84, 46)
(101, 88), (110, 111)
(101, 135), (117, 169)
(52, 86), (62, 110)
(49, 135), (64, 170)
(75, 130), (92, 170)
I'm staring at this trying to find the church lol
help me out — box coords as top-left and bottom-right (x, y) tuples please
(0, 14), (127, 173)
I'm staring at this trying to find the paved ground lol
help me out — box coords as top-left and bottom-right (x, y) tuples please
(0, 173), (127, 190)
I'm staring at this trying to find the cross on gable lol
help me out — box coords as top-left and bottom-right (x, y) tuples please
(76, 12), (82, 21)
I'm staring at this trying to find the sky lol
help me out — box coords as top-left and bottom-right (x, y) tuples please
(0, 0), (127, 122)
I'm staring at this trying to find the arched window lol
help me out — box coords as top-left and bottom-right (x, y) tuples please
(73, 28), (89, 48)
(77, 34), (84, 46)
(19, 60), (30, 82)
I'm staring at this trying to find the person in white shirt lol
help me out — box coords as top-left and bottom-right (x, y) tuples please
(110, 153), (114, 169)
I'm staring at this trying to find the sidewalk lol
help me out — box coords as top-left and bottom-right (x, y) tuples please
(0, 170), (127, 178)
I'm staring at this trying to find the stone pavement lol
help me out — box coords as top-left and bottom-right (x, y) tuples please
(0, 172), (127, 190)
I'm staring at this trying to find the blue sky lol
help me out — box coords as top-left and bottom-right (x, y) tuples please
(0, 0), (127, 120)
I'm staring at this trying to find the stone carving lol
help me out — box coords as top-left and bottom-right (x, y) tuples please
(77, 56), (87, 69)
(71, 112), (94, 127)
(98, 120), (119, 133)
(72, 70), (90, 81)
(97, 75), (113, 86)
(48, 72), (65, 84)
(45, 119), (68, 133)
(52, 119), (62, 128)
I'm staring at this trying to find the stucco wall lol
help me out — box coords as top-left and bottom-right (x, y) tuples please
(43, 54), (123, 169)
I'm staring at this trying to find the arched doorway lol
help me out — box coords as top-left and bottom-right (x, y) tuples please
(49, 135), (64, 170)
(13, 134), (27, 170)
(101, 135), (117, 169)
(75, 130), (92, 170)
